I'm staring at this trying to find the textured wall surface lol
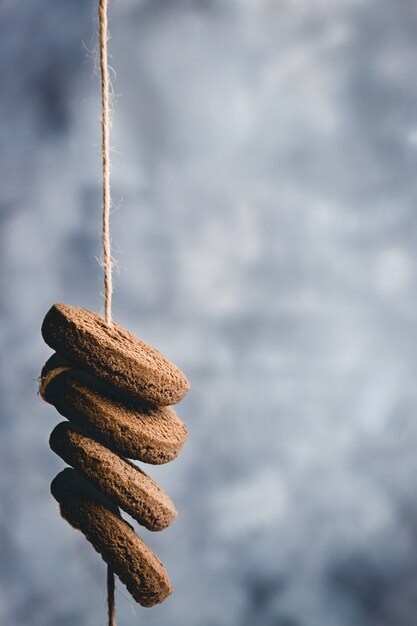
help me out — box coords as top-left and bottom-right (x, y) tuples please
(1, 1), (417, 625)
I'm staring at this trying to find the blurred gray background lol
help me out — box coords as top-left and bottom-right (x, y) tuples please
(1, 0), (417, 624)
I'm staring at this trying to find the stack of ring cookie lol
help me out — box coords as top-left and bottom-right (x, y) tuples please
(39, 304), (190, 607)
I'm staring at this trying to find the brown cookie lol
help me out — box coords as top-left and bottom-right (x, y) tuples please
(51, 468), (172, 607)
(40, 354), (188, 465)
(50, 422), (177, 531)
(41, 304), (190, 406)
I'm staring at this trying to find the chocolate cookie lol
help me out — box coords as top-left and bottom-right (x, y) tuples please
(41, 304), (190, 406)
(41, 354), (188, 464)
(50, 422), (177, 531)
(51, 468), (172, 607)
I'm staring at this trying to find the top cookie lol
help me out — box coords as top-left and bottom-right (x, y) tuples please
(41, 304), (190, 406)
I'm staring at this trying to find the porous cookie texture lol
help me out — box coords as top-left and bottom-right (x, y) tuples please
(41, 304), (190, 406)
(50, 422), (177, 531)
(41, 303), (190, 607)
(51, 469), (172, 607)
(41, 354), (188, 464)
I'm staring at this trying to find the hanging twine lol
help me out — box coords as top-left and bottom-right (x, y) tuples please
(98, 0), (116, 624)
(99, 0), (113, 327)
(107, 565), (116, 626)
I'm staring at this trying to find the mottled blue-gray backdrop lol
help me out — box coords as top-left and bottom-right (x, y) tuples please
(1, 1), (417, 625)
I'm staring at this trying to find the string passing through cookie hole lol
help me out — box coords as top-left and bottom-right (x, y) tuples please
(39, 304), (190, 614)
(39, 0), (191, 623)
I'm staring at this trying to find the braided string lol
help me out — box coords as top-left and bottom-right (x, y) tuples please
(98, 1), (116, 624)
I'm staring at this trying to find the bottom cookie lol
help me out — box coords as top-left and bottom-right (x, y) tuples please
(51, 468), (172, 607)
